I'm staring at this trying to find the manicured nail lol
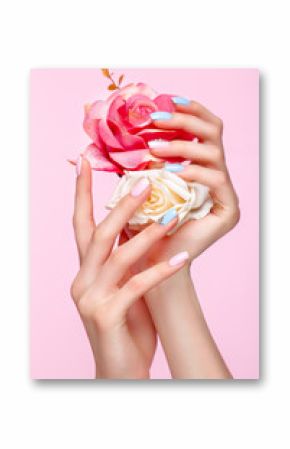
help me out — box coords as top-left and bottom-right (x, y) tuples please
(165, 163), (184, 173)
(169, 251), (189, 267)
(76, 155), (82, 176)
(131, 178), (150, 197)
(150, 111), (172, 121)
(172, 96), (190, 105)
(160, 208), (177, 225)
(148, 140), (169, 149)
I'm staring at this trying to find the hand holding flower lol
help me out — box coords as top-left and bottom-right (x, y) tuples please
(124, 98), (240, 266)
(71, 158), (189, 379)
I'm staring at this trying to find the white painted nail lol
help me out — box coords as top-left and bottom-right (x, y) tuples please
(148, 140), (170, 149)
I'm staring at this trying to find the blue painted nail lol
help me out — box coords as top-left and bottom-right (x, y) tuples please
(165, 163), (184, 173)
(150, 111), (172, 121)
(160, 208), (177, 225)
(172, 96), (190, 105)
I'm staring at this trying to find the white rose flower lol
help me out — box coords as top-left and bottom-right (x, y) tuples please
(106, 169), (213, 234)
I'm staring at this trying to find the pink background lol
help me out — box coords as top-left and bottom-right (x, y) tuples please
(30, 68), (259, 379)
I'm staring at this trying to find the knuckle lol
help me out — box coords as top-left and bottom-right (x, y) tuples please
(93, 226), (111, 244)
(189, 101), (200, 113)
(210, 119), (223, 140)
(109, 248), (126, 267)
(230, 204), (241, 226)
(127, 275), (144, 294)
(222, 204), (241, 231)
(70, 277), (81, 302)
(215, 171), (227, 187)
(211, 146), (223, 163)
(215, 117), (224, 131)
(77, 296), (92, 318)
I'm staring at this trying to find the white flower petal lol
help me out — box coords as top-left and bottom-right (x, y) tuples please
(106, 169), (213, 233)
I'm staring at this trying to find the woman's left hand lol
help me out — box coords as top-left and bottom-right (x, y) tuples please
(71, 158), (189, 378)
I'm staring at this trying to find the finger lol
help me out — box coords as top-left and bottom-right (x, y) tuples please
(151, 112), (220, 143)
(73, 156), (94, 262)
(172, 98), (222, 126)
(148, 140), (225, 168)
(178, 164), (238, 207)
(102, 213), (178, 285)
(80, 177), (151, 278)
(113, 251), (189, 316)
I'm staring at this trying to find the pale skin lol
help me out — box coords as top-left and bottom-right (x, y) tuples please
(71, 99), (240, 379)
(71, 159), (188, 379)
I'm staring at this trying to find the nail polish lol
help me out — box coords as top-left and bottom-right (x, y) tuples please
(169, 251), (189, 266)
(150, 111), (172, 121)
(148, 140), (169, 149)
(76, 155), (82, 176)
(160, 208), (177, 225)
(131, 178), (150, 197)
(172, 96), (190, 105)
(165, 163), (184, 173)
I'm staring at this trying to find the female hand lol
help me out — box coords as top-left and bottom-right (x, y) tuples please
(71, 158), (188, 379)
(136, 99), (240, 265)
(132, 99), (238, 379)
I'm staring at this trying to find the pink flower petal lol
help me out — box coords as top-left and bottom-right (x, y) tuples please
(125, 94), (158, 128)
(83, 114), (99, 141)
(107, 95), (127, 129)
(107, 83), (139, 103)
(87, 100), (108, 120)
(109, 149), (150, 169)
(107, 83), (157, 104)
(107, 119), (147, 150)
(136, 83), (157, 99)
(154, 94), (175, 112)
(98, 119), (124, 150)
(83, 144), (122, 172)
(83, 101), (108, 149)
(137, 128), (181, 142)
(138, 128), (196, 143)
(83, 117), (105, 150)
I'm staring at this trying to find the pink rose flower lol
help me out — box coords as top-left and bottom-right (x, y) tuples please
(81, 83), (193, 173)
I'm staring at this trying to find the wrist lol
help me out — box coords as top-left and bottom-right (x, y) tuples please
(144, 264), (193, 299)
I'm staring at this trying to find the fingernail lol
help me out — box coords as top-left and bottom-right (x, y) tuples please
(131, 178), (150, 197)
(172, 96), (190, 105)
(150, 111), (172, 121)
(76, 155), (82, 176)
(160, 208), (177, 225)
(148, 140), (169, 149)
(169, 251), (189, 266)
(165, 163), (184, 173)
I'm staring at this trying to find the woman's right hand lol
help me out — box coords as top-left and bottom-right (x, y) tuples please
(71, 157), (189, 379)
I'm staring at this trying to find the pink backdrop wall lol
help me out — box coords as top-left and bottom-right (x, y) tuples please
(30, 68), (259, 379)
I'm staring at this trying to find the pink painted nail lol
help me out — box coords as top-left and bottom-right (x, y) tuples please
(169, 251), (189, 267)
(148, 140), (170, 149)
(130, 178), (150, 197)
(76, 155), (82, 176)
